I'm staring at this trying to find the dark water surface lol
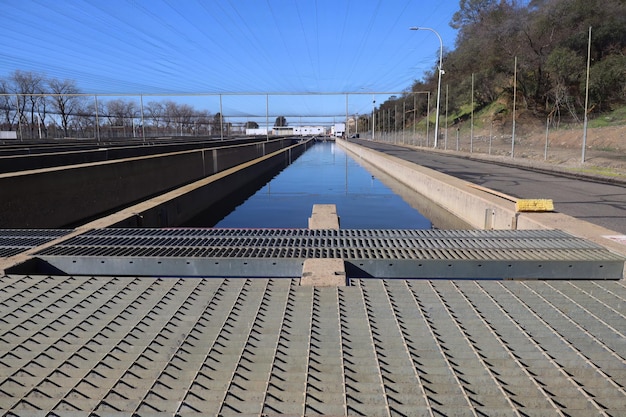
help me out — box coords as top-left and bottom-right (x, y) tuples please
(214, 142), (432, 229)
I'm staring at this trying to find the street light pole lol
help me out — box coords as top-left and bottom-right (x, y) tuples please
(410, 26), (444, 148)
(372, 96), (376, 141)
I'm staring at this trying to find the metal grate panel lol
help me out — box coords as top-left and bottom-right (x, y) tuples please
(0, 229), (71, 258)
(26, 228), (625, 279)
(37, 228), (609, 259)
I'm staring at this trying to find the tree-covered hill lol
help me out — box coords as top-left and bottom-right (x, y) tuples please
(383, 0), (626, 129)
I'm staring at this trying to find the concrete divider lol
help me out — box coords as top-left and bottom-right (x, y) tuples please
(0, 138), (293, 228)
(107, 139), (312, 228)
(308, 204), (340, 229)
(302, 204), (346, 286)
(300, 259), (347, 286)
(0, 137), (278, 173)
(338, 139), (518, 230)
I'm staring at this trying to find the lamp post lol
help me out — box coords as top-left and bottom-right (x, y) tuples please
(372, 96), (376, 141)
(410, 26), (444, 148)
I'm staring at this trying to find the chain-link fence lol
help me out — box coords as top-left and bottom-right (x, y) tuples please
(370, 121), (626, 171)
(0, 92), (386, 142)
(2, 91), (624, 171)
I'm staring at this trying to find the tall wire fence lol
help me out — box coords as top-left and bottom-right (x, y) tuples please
(1, 92), (623, 170)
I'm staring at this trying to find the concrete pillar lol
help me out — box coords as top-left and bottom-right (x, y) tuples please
(301, 204), (347, 286)
(300, 258), (347, 287)
(308, 204), (340, 229)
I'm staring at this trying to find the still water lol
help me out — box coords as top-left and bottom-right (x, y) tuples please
(214, 142), (432, 229)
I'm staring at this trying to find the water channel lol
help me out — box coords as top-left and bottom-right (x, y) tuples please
(187, 141), (448, 229)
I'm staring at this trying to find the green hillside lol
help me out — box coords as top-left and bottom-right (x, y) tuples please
(381, 0), (626, 130)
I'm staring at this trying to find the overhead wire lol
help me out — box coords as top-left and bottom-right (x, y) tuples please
(339, 0), (384, 91)
(0, 0), (458, 118)
(264, 0), (307, 92)
(294, 2), (319, 93)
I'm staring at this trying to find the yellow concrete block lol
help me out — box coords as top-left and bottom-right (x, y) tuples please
(515, 199), (554, 212)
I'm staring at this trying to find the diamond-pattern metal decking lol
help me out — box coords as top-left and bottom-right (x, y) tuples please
(1, 274), (625, 416)
(29, 228), (626, 279)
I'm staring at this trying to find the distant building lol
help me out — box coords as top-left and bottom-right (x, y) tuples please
(0, 131), (18, 140)
(273, 126), (294, 136)
(245, 128), (268, 136)
(331, 123), (345, 137)
(245, 126), (326, 136)
(293, 126), (325, 136)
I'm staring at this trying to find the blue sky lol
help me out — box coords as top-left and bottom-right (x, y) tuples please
(1, 0), (459, 122)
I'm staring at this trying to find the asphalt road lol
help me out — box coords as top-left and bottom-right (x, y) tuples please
(353, 140), (626, 234)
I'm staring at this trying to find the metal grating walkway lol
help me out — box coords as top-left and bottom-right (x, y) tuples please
(1, 274), (625, 416)
(24, 228), (626, 279)
(0, 229), (71, 258)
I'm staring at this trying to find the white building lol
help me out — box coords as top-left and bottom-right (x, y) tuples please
(272, 126), (294, 136)
(0, 131), (18, 139)
(331, 123), (345, 137)
(293, 126), (325, 136)
(245, 126), (326, 136)
(245, 128), (269, 136)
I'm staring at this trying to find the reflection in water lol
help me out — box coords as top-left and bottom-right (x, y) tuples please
(213, 142), (432, 229)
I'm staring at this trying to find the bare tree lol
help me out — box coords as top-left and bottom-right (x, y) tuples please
(194, 109), (212, 135)
(163, 100), (179, 134)
(11, 70), (47, 139)
(48, 79), (84, 137)
(177, 103), (194, 134)
(105, 98), (137, 137)
(75, 99), (103, 138)
(145, 101), (164, 135)
(0, 79), (18, 131)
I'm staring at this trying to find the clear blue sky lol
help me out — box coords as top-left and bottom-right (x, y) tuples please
(1, 0), (459, 121)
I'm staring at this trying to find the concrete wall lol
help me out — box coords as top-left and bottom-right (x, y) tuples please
(107, 141), (312, 228)
(0, 138), (293, 228)
(0, 137), (284, 173)
(338, 139), (520, 230)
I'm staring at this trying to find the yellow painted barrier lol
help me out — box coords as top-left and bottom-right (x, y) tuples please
(466, 183), (554, 213)
(515, 199), (554, 212)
